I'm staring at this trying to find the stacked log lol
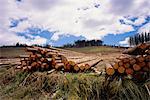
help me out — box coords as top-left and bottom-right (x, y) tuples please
(123, 43), (150, 55)
(106, 43), (150, 82)
(17, 46), (100, 73)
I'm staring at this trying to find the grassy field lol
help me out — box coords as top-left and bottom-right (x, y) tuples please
(0, 46), (123, 59)
(0, 46), (149, 100)
(0, 65), (149, 100)
(64, 46), (123, 54)
(0, 47), (28, 58)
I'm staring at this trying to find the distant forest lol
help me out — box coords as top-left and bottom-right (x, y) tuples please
(63, 40), (103, 48)
(129, 32), (150, 46)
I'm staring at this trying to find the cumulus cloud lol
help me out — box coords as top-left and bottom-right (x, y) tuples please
(138, 23), (150, 33)
(119, 37), (130, 46)
(0, 0), (150, 45)
(0, 28), (47, 46)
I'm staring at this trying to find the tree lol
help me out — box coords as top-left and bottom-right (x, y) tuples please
(16, 42), (20, 47)
(129, 32), (150, 46)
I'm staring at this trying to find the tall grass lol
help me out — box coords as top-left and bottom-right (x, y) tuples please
(0, 67), (149, 100)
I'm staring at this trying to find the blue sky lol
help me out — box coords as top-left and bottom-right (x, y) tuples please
(0, 0), (150, 46)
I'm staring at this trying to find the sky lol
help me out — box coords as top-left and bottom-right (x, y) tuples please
(0, 0), (150, 47)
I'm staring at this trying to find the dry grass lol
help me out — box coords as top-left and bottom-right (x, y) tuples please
(64, 46), (123, 54)
(0, 65), (149, 100)
(0, 47), (28, 58)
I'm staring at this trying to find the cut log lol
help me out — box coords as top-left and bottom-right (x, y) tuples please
(122, 43), (150, 55)
(27, 66), (32, 71)
(47, 69), (55, 74)
(138, 62), (146, 67)
(47, 58), (52, 62)
(122, 46), (137, 55)
(51, 58), (56, 68)
(145, 55), (150, 62)
(124, 63), (130, 68)
(133, 64), (141, 71)
(123, 58), (130, 63)
(84, 64), (91, 70)
(55, 63), (64, 70)
(143, 66), (149, 72)
(41, 63), (49, 70)
(138, 43), (148, 50)
(55, 60), (62, 63)
(106, 63), (115, 75)
(118, 66), (125, 74)
(31, 62), (37, 68)
(147, 62), (150, 69)
(125, 68), (133, 75)
(19, 55), (30, 58)
(118, 61), (124, 66)
(78, 59), (102, 68)
(22, 66), (28, 72)
(136, 55), (145, 62)
(73, 64), (80, 72)
(35, 54), (42, 58)
(145, 49), (150, 55)
(113, 62), (119, 69)
(80, 65), (85, 71)
(36, 61), (42, 69)
(64, 62), (71, 71)
(70, 56), (97, 64)
(29, 54), (36, 61)
(16, 66), (22, 69)
(21, 60), (27, 66)
(61, 55), (68, 63)
(129, 58), (136, 65)
(54, 56), (61, 60)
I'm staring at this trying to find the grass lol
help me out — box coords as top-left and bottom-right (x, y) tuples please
(0, 47), (28, 58)
(54, 73), (105, 100)
(0, 65), (149, 100)
(64, 46), (122, 54)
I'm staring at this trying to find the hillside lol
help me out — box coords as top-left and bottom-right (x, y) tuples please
(64, 46), (123, 54)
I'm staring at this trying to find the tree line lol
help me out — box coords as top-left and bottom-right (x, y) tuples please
(129, 32), (150, 46)
(63, 40), (103, 48)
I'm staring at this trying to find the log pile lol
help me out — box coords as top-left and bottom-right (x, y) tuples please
(17, 46), (101, 73)
(106, 43), (150, 82)
(123, 42), (150, 55)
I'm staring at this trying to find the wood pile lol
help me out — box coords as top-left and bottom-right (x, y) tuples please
(123, 42), (150, 55)
(17, 46), (101, 73)
(106, 43), (150, 82)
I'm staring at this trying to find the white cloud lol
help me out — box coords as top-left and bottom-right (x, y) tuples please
(0, 28), (47, 46)
(119, 37), (130, 46)
(138, 23), (150, 33)
(0, 0), (150, 45)
(133, 16), (146, 25)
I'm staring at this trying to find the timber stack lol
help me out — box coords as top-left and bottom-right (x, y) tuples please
(106, 43), (150, 82)
(17, 46), (101, 73)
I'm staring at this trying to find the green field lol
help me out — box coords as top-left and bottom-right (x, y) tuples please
(64, 46), (123, 54)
